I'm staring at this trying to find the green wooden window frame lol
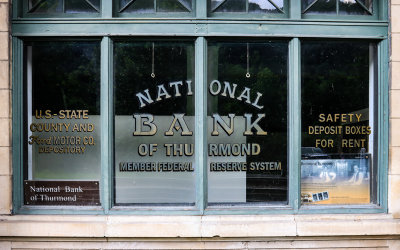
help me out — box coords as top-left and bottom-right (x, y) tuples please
(11, 0), (389, 215)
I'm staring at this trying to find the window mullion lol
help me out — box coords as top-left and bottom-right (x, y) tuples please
(101, 0), (113, 18)
(288, 38), (301, 211)
(12, 37), (24, 213)
(290, 0), (301, 19)
(101, 36), (113, 213)
(195, 37), (207, 213)
(196, 0), (207, 18)
(378, 39), (389, 211)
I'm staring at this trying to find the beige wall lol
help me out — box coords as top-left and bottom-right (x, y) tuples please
(391, 0), (400, 220)
(1, 0), (400, 249)
(0, 0), (11, 215)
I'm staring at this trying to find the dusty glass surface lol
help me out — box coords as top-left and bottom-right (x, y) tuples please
(23, 41), (101, 206)
(24, 41), (101, 181)
(120, 0), (192, 13)
(65, 0), (100, 13)
(212, 0), (246, 12)
(212, 0), (283, 13)
(249, 0), (283, 13)
(301, 41), (377, 205)
(207, 41), (288, 205)
(28, 0), (63, 13)
(339, 0), (372, 15)
(302, 0), (373, 15)
(157, 0), (192, 12)
(302, 0), (336, 14)
(114, 41), (195, 205)
(29, 0), (100, 13)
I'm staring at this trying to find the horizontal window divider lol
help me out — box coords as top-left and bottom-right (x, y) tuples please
(297, 207), (386, 215)
(12, 19), (390, 25)
(14, 208), (106, 215)
(12, 23), (388, 39)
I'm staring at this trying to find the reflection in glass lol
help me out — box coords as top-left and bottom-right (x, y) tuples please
(212, 0), (283, 13)
(120, 0), (192, 13)
(213, 0), (246, 12)
(65, 0), (100, 13)
(339, 0), (372, 15)
(207, 41), (288, 205)
(120, 0), (153, 13)
(301, 41), (377, 205)
(303, 0), (336, 14)
(114, 41), (195, 205)
(157, 0), (192, 12)
(302, 0), (373, 15)
(25, 41), (101, 180)
(28, 0), (63, 13)
(249, 0), (283, 13)
(28, 0), (100, 13)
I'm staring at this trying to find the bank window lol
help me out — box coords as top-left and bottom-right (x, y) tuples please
(23, 41), (101, 206)
(12, 1), (388, 214)
(207, 40), (288, 205)
(113, 40), (195, 205)
(301, 41), (378, 205)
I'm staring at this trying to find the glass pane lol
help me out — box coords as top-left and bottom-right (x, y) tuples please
(207, 41), (288, 205)
(157, 0), (192, 12)
(301, 41), (377, 205)
(24, 41), (101, 206)
(249, 0), (283, 13)
(120, 0), (154, 13)
(339, 0), (371, 15)
(65, 0), (100, 13)
(359, 0), (373, 10)
(28, 0), (63, 13)
(303, 0), (336, 14)
(212, 0), (246, 12)
(114, 41), (195, 205)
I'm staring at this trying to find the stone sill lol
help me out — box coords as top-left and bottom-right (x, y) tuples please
(0, 214), (399, 238)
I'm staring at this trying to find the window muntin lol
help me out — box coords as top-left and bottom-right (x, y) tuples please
(207, 40), (288, 205)
(23, 41), (101, 206)
(300, 41), (377, 205)
(113, 40), (196, 205)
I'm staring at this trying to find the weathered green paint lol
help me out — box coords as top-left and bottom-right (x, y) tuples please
(101, 37), (112, 213)
(378, 39), (389, 212)
(12, 22), (388, 39)
(195, 37), (207, 212)
(289, 38), (301, 211)
(11, 37), (23, 213)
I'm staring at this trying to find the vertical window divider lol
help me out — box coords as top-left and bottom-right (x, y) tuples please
(336, 0), (339, 15)
(12, 0), (20, 18)
(288, 38), (301, 212)
(12, 37), (24, 213)
(196, 0), (207, 18)
(195, 37), (207, 213)
(102, 0), (113, 18)
(289, 0), (301, 19)
(101, 36), (113, 213)
(378, 39), (389, 211)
